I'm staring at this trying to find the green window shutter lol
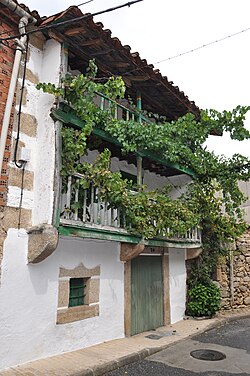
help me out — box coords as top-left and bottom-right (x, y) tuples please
(69, 278), (86, 307)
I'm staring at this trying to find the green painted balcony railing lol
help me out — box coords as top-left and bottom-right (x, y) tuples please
(60, 173), (202, 243)
(94, 91), (151, 124)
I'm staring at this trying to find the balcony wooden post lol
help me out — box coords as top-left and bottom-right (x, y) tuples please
(136, 91), (143, 190)
(137, 155), (142, 190)
(136, 91), (142, 120)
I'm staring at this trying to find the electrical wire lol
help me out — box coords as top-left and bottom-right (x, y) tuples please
(0, 0), (143, 42)
(122, 25), (250, 78)
(77, 0), (94, 6)
(0, 3), (92, 37)
(13, 36), (29, 169)
(17, 161), (26, 230)
(154, 26), (250, 64)
(2, 1), (249, 75)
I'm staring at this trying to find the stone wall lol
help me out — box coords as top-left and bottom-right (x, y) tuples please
(218, 229), (250, 310)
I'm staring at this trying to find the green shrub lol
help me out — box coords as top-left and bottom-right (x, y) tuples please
(186, 282), (220, 317)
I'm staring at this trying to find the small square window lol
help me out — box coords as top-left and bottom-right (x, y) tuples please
(69, 278), (86, 307)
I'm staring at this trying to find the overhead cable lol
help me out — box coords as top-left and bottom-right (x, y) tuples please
(77, 0), (94, 6)
(121, 25), (250, 77)
(155, 26), (250, 64)
(0, 0), (143, 42)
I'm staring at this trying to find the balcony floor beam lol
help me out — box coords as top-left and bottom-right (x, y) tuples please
(59, 223), (202, 249)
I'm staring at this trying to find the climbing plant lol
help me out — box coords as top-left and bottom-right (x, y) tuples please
(37, 60), (250, 306)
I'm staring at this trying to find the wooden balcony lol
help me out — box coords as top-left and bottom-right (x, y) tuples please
(57, 92), (201, 247)
(59, 173), (202, 247)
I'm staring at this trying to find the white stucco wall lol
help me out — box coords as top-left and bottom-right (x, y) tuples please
(83, 150), (191, 196)
(7, 38), (61, 226)
(169, 248), (187, 324)
(32, 39), (61, 225)
(238, 180), (250, 223)
(0, 231), (124, 371)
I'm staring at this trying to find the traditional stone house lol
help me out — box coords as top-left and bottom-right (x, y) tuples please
(0, 0), (202, 370)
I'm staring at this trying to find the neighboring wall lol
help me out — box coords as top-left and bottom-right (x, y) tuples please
(217, 184), (250, 310)
(0, 17), (17, 206)
(217, 228), (250, 310)
(0, 16), (17, 273)
(205, 131), (250, 310)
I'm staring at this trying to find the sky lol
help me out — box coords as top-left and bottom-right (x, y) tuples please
(23, 0), (250, 156)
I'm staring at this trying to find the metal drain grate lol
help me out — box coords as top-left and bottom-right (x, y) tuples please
(190, 349), (226, 361)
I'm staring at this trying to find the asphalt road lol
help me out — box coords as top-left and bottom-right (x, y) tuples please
(105, 317), (250, 376)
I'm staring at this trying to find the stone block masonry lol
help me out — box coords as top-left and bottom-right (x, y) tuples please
(218, 228), (250, 310)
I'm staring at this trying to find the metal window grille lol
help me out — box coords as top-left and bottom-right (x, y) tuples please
(69, 278), (86, 307)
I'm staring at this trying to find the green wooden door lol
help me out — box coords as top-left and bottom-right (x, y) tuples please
(131, 256), (163, 335)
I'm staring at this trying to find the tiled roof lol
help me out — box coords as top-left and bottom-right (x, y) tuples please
(41, 6), (200, 120)
(1, 1), (199, 120)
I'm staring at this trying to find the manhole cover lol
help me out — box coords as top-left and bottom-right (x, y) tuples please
(190, 349), (226, 361)
(145, 334), (162, 340)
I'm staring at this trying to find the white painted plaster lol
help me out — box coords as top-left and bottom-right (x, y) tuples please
(0, 231), (124, 371)
(111, 156), (137, 176)
(144, 171), (191, 198)
(26, 44), (44, 79)
(7, 186), (34, 210)
(83, 150), (191, 195)
(169, 248), (187, 324)
(32, 39), (61, 225)
(238, 181), (250, 223)
(8, 39), (61, 225)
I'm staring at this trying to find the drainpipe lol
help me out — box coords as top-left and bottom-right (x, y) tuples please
(0, 0), (36, 176)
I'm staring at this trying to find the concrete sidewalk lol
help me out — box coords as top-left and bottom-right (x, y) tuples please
(1, 308), (250, 376)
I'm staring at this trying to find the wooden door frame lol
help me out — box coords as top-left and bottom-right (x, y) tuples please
(124, 250), (170, 336)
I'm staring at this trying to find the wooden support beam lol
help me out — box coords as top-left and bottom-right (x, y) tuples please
(79, 38), (102, 47)
(109, 61), (131, 68)
(129, 76), (151, 82)
(64, 27), (88, 36)
(137, 155), (143, 189)
(136, 91), (143, 189)
(48, 30), (64, 43)
(92, 48), (114, 56)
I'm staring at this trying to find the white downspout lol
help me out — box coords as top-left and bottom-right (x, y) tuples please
(0, 0), (36, 175)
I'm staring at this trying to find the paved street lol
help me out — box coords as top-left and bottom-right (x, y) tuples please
(1, 313), (250, 375)
(105, 317), (250, 376)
